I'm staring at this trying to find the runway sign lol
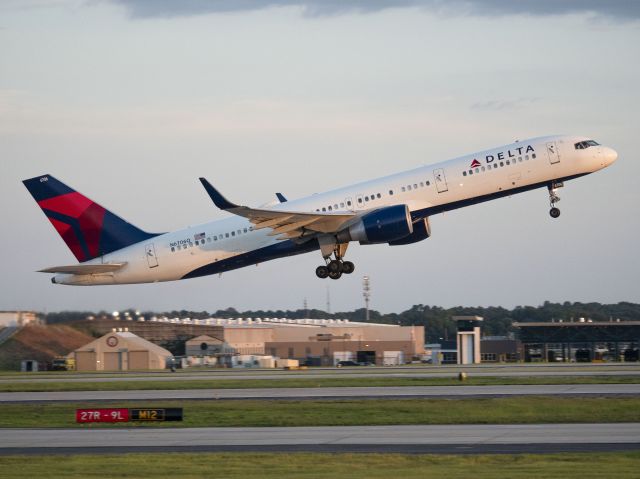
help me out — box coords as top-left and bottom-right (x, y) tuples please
(130, 408), (183, 421)
(76, 408), (129, 423)
(76, 408), (183, 423)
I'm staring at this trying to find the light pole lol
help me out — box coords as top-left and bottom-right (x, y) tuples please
(362, 275), (371, 322)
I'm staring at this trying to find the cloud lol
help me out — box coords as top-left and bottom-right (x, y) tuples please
(106, 0), (640, 20)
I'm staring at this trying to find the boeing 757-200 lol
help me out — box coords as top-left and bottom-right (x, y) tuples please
(23, 135), (617, 285)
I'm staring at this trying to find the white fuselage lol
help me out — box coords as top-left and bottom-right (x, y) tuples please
(53, 135), (617, 285)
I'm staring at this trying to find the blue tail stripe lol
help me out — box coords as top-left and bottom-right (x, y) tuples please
(23, 175), (75, 202)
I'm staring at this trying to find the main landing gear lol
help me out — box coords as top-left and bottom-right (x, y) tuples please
(315, 259), (355, 280)
(548, 181), (563, 219)
(315, 237), (355, 280)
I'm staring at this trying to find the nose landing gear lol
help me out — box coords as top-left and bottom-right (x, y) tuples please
(548, 181), (563, 219)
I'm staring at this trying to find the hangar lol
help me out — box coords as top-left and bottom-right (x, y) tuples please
(186, 318), (425, 366)
(73, 329), (172, 371)
(514, 320), (640, 362)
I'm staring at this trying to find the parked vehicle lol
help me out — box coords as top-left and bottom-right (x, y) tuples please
(336, 360), (359, 367)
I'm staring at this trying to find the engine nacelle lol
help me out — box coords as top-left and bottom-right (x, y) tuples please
(388, 218), (431, 245)
(337, 204), (413, 244)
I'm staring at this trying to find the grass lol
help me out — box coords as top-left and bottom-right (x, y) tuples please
(1, 396), (639, 428)
(1, 452), (640, 478)
(2, 374), (640, 392)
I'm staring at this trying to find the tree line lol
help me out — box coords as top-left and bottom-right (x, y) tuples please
(43, 301), (639, 343)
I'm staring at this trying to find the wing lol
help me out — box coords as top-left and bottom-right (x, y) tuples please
(200, 178), (356, 240)
(38, 263), (127, 274)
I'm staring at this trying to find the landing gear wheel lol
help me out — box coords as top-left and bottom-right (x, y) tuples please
(315, 265), (329, 279)
(549, 207), (561, 219)
(328, 260), (342, 274)
(342, 261), (355, 274)
(328, 270), (342, 280)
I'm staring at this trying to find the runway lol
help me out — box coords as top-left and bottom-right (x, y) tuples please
(1, 383), (639, 403)
(2, 363), (639, 384)
(1, 423), (639, 455)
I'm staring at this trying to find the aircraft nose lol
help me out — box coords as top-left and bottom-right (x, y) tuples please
(603, 146), (618, 166)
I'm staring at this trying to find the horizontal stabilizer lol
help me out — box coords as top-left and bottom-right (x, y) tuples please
(38, 263), (127, 275)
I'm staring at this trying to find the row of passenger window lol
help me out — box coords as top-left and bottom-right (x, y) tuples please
(462, 153), (536, 177)
(170, 227), (254, 252)
(314, 180), (433, 212)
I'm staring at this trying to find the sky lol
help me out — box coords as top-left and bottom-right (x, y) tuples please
(1, 0), (639, 314)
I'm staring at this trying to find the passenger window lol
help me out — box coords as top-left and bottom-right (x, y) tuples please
(171, 247), (175, 252)
(357, 198), (362, 203)
(481, 166), (485, 172)
(347, 200), (352, 206)
(322, 207), (326, 211)
(525, 155), (529, 160)
(426, 180), (430, 186)
(231, 231), (235, 236)
(244, 228), (248, 233)
(389, 190), (394, 195)
(475, 168), (479, 173)
(225, 233), (229, 238)
(328, 205), (333, 211)
(413, 184), (417, 189)
(334, 204), (338, 209)
(377, 193), (381, 198)
(365, 197), (369, 202)
(407, 185), (412, 191)
(506, 160), (510, 165)
(532, 153), (536, 159)
(340, 202), (344, 208)
(214, 236), (217, 240)
(469, 170), (473, 175)
(420, 182), (424, 187)
(500, 162), (504, 167)
(402, 187), (406, 192)
(463, 171), (467, 176)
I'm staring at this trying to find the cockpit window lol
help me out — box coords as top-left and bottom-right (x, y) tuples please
(575, 140), (600, 150)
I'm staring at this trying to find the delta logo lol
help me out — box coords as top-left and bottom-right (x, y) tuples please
(469, 145), (536, 168)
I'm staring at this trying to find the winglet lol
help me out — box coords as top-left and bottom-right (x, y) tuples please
(275, 192), (287, 203)
(199, 178), (239, 210)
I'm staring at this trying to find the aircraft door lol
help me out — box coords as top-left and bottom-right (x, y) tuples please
(433, 168), (448, 193)
(546, 141), (560, 164)
(145, 243), (159, 268)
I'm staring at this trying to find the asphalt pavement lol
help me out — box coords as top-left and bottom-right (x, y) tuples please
(1, 383), (639, 402)
(1, 423), (638, 455)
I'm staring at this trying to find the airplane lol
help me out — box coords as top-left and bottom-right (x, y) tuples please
(23, 135), (617, 286)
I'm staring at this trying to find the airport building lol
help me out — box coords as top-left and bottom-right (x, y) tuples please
(72, 330), (172, 371)
(514, 319), (640, 362)
(184, 318), (425, 366)
(0, 311), (39, 328)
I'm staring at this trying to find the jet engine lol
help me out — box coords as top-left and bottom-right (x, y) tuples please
(336, 204), (413, 244)
(388, 218), (431, 245)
